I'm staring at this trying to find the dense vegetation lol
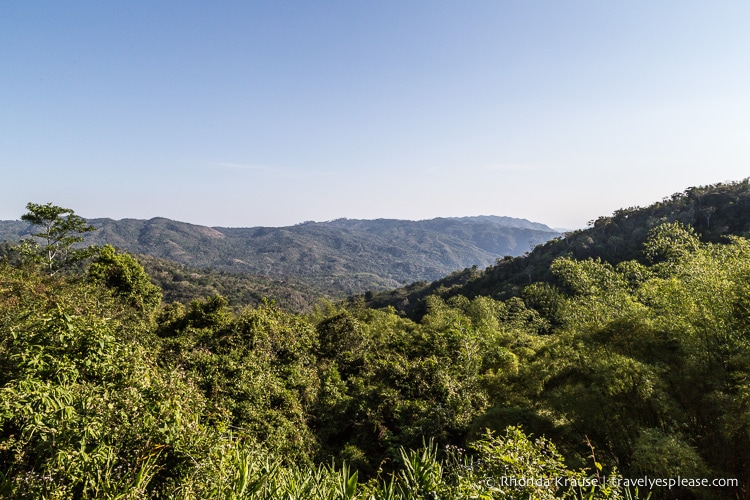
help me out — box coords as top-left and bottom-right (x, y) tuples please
(3, 183), (750, 498)
(0, 240), (626, 499)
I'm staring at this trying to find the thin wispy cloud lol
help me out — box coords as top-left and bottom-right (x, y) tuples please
(211, 162), (270, 171)
(479, 163), (543, 174)
(204, 161), (340, 182)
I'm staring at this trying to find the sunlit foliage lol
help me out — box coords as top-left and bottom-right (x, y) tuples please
(4, 195), (750, 498)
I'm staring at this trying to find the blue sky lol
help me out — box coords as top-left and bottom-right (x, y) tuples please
(2, 1), (749, 229)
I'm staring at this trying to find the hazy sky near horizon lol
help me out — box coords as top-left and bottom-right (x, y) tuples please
(2, 1), (749, 229)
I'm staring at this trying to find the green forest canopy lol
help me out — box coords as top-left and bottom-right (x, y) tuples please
(2, 184), (750, 499)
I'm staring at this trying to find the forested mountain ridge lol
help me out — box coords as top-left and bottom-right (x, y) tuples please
(366, 179), (750, 317)
(0, 215), (561, 300)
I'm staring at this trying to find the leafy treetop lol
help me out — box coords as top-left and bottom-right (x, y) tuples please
(21, 202), (96, 275)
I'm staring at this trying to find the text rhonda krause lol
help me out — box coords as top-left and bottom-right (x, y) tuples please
(496, 475), (739, 490)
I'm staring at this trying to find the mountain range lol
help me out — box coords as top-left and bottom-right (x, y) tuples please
(0, 214), (562, 306)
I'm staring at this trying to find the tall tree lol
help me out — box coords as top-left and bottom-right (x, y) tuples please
(21, 202), (96, 275)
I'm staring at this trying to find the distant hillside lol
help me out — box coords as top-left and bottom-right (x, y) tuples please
(366, 179), (750, 317)
(136, 254), (322, 312)
(0, 214), (561, 303)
